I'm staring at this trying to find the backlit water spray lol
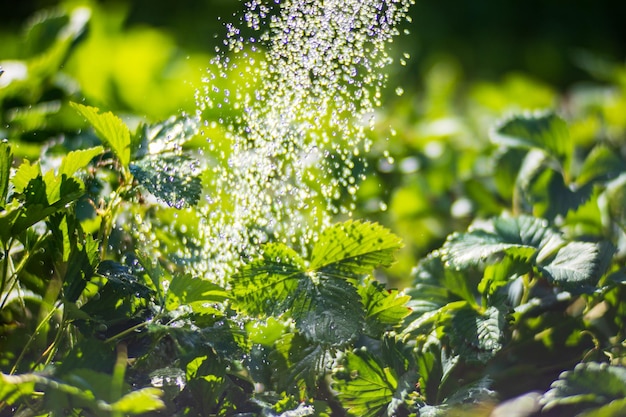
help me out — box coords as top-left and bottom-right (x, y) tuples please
(192, 0), (413, 284)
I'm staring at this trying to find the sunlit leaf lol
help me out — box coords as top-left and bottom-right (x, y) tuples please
(233, 221), (401, 347)
(576, 145), (626, 186)
(12, 160), (41, 193)
(333, 349), (398, 417)
(58, 146), (104, 178)
(70, 102), (131, 166)
(232, 243), (305, 316)
(110, 387), (165, 413)
(0, 372), (36, 405)
(166, 273), (227, 314)
(539, 241), (613, 292)
(129, 153), (202, 208)
(491, 111), (571, 163)
(310, 220), (403, 280)
(542, 362), (626, 413)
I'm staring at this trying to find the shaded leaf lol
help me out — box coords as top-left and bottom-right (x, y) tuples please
(70, 102), (131, 166)
(129, 153), (202, 208)
(333, 349), (398, 417)
(359, 279), (411, 338)
(232, 243), (304, 317)
(291, 275), (363, 346)
(97, 260), (154, 299)
(449, 305), (507, 363)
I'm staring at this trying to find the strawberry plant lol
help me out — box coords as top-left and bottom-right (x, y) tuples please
(2, 2), (626, 417)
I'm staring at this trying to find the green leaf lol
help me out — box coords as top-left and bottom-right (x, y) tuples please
(605, 174), (626, 230)
(273, 333), (328, 390)
(232, 243), (305, 317)
(58, 146), (104, 178)
(291, 275), (363, 346)
(359, 279), (411, 338)
(539, 241), (613, 292)
(129, 153), (202, 208)
(166, 273), (227, 314)
(442, 215), (555, 269)
(578, 398), (626, 417)
(96, 260), (154, 300)
(70, 102), (131, 167)
(11, 176), (83, 236)
(491, 111), (571, 163)
(12, 160), (41, 193)
(0, 372), (36, 405)
(333, 349), (398, 417)
(542, 362), (626, 413)
(310, 220), (403, 279)
(233, 221), (402, 347)
(136, 115), (200, 158)
(0, 142), (11, 206)
(449, 305), (507, 363)
(577, 145), (626, 186)
(110, 387), (165, 413)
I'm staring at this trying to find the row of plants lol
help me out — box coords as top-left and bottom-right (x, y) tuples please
(2, 2), (626, 416)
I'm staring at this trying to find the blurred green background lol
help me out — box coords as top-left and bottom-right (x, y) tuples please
(3, 0), (626, 88)
(2, 0), (626, 286)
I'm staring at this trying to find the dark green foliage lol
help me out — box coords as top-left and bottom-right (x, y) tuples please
(2, 3), (626, 416)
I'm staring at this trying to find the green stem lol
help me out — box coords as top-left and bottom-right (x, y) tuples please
(10, 302), (60, 375)
(111, 342), (128, 417)
(0, 233), (49, 310)
(103, 320), (150, 345)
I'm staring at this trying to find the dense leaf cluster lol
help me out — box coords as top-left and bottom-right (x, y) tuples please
(2, 3), (626, 417)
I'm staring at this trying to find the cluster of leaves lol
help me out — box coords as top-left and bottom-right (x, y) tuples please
(3, 3), (626, 417)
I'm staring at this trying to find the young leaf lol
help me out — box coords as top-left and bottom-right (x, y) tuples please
(490, 111), (571, 163)
(310, 220), (403, 279)
(333, 349), (398, 417)
(359, 279), (411, 338)
(129, 153), (202, 208)
(165, 273), (227, 314)
(70, 102), (131, 167)
(12, 160), (41, 193)
(58, 146), (104, 178)
(109, 387), (165, 413)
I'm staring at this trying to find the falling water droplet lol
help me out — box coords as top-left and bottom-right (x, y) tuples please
(191, 0), (413, 284)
